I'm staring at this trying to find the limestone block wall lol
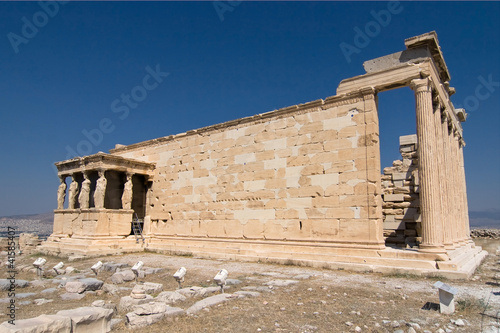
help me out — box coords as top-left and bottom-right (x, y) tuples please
(53, 209), (134, 237)
(382, 135), (421, 247)
(111, 93), (384, 248)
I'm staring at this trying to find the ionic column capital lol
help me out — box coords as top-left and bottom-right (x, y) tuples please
(410, 77), (431, 93)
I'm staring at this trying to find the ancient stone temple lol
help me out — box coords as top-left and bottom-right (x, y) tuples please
(40, 32), (487, 278)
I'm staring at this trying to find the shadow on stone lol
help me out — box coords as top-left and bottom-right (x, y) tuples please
(421, 302), (439, 311)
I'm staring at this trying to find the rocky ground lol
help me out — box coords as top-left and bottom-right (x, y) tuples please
(471, 230), (500, 239)
(1, 243), (499, 333)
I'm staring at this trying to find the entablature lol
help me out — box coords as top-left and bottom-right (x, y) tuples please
(55, 152), (155, 178)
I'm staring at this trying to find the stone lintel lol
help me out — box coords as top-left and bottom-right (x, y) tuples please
(363, 47), (432, 74)
(404, 31), (451, 83)
(55, 152), (155, 178)
(337, 61), (424, 95)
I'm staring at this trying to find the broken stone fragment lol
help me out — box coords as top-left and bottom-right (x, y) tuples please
(118, 295), (154, 312)
(155, 291), (187, 304)
(65, 281), (86, 294)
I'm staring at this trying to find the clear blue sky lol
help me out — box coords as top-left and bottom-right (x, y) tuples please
(0, 1), (499, 218)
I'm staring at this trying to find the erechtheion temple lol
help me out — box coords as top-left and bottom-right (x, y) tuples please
(40, 32), (487, 278)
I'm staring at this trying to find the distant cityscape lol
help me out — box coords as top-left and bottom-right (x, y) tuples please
(0, 212), (53, 239)
(0, 210), (498, 240)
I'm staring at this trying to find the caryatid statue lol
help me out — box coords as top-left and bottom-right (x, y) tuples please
(57, 176), (67, 210)
(79, 172), (91, 209)
(68, 175), (79, 209)
(94, 170), (107, 209)
(122, 173), (133, 210)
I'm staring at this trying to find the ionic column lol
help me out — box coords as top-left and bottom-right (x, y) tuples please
(450, 132), (465, 244)
(122, 173), (133, 210)
(57, 176), (67, 210)
(67, 174), (79, 209)
(458, 139), (472, 242)
(441, 117), (457, 248)
(410, 78), (445, 253)
(453, 134), (467, 244)
(79, 172), (91, 209)
(434, 104), (452, 250)
(94, 170), (107, 209)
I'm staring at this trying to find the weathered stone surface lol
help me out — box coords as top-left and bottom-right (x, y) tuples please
(65, 281), (86, 294)
(29, 280), (46, 288)
(110, 318), (122, 330)
(57, 306), (113, 333)
(111, 270), (136, 284)
(102, 284), (119, 295)
(0, 314), (71, 333)
(118, 295), (154, 312)
(384, 194), (404, 202)
(133, 282), (163, 295)
(186, 294), (234, 314)
(110, 273), (124, 284)
(264, 280), (299, 287)
(126, 306), (184, 329)
(126, 312), (164, 329)
(65, 266), (76, 274)
(176, 286), (220, 298)
(0, 279), (29, 291)
(79, 278), (104, 291)
(155, 291), (187, 304)
(133, 302), (168, 315)
(92, 300), (106, 307)
(102, 262), (128, 272)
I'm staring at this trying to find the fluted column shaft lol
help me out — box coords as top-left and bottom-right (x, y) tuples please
(434, 107), (452, 249)
(450, 133), (464, 244)
(458, 141), (471, 242)
(452, 134), (466, 244)
(411, 78), (445, 253)
(441, 117), (457, 248)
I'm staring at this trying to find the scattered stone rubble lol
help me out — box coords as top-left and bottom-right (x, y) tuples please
(382, 134), (421, 248)
(1, 250), (497, 332)
(0, 258), (278, 332)
(0, 307), (113, 333)
(18, 233), (42, 254)
(471, 229), (500, 239)
(0, 233), (41, 257)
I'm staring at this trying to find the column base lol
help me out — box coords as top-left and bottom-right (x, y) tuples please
(443, 242), (455, 250)
(418, 244), (448, 259)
